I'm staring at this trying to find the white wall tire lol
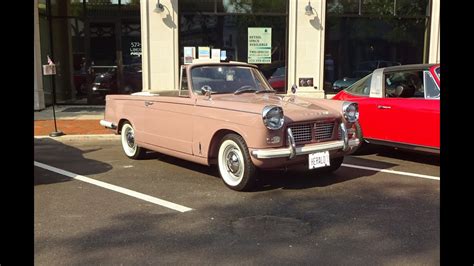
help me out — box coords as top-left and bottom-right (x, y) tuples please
(121, 122), (146, 159)
(218, 134), (256, 191)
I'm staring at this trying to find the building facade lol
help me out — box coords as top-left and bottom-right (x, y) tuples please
(34, 0), (440, 110)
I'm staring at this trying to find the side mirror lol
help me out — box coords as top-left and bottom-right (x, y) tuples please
(201, 85), (213, 100)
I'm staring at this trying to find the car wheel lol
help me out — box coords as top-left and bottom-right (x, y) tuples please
(218, 134), (256, 191)
(318, 156), (344, 173)
(121, 122), (147, 159)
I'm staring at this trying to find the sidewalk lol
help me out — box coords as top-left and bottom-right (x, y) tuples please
(34, 105), (114, 136)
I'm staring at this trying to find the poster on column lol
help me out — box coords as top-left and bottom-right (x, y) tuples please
(248, 27), (272, 64)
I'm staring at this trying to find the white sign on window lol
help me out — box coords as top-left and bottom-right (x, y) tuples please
(184, 47), (195, 64)
(248, 27), (272, 64)
(43, 64), (56, 75)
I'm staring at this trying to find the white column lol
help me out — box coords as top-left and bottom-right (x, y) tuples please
(34, 0), (45, 110)
(140, 0), (179, 91)
(286, 0), (326, 98)
(429, 0), (440, 63)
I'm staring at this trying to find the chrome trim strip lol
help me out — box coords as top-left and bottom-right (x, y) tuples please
(251, 139), (360, 159)
(287, 128), (296, 159)
(100, 120), (116, 129)
(339, 122), (349, 151)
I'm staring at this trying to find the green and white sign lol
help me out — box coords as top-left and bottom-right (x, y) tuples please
(248, 27), (272, 64)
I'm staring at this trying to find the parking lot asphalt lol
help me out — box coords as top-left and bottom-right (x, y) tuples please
(34, 137), (440, 265)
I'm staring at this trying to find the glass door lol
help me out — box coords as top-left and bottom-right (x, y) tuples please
(85, 21), (119, 104)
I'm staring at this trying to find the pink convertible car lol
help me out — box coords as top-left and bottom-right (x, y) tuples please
(100, 62), (360, 191)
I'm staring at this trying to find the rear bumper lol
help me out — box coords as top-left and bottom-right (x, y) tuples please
(99, 120), (117, 129)
(251, 123), (359, 159)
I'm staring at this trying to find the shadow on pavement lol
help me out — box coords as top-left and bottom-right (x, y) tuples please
(139, 151), (396, 192)
(353, 144), (440, 166)
(255, 156), (398, 191)
(34, 138), (113, 186)
(35, 181), (439, 265)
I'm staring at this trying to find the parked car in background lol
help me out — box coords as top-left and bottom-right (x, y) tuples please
(331, 60), (401, 93)
(260, 61), (286, 93)
(332, 64), (440, 154)
(100, 61), (361, 191)
(87, 63), (143, 104)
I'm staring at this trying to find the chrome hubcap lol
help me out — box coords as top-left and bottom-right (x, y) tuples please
(125, 128), (135, 148)
(225, 148), (241, 175)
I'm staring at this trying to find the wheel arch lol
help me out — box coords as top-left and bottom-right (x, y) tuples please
(207, 129), (243, 165)
(117, 118), (132, 133)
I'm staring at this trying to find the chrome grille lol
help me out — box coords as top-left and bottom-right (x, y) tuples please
(289, 124), (312, 143)
(315, 121), (335, 141)
(288, 121), (336, 145)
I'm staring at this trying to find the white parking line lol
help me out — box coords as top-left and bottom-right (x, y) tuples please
(34, 161), (193, 213)
(341, 163), (440, 181)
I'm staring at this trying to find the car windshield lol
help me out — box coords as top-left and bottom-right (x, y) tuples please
(191, 65), (273, 95)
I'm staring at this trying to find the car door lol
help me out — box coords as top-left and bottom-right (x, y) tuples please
(140, 67), (195, 155)
(336, 70), (388, 141)
(373, 69), (440, 148)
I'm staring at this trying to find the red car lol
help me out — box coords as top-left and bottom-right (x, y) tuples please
(332, 64), (440, 154)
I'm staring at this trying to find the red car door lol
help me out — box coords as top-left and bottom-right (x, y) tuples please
(372, 97), (439, 148)
(372, 68), (440, 148)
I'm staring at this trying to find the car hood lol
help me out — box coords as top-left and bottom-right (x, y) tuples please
(201, 93), (343, 123)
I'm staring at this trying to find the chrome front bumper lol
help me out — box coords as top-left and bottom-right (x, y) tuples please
(251, 123), (359, 159)
(100, 119), (117, 129)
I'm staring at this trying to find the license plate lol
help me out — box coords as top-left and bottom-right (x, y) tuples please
(308, 151), (330, 169)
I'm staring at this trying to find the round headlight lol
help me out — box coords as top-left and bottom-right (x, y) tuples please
(342, 102), (359, 123)
(262, 105), (284, 130)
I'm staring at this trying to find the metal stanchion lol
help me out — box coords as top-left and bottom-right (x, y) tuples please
(49, 102), (64, 137)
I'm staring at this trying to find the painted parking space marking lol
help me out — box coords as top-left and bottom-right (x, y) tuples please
(34, 161), (193, 213)
(341, 163), (440, 181)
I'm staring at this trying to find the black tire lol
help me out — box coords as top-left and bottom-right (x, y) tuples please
(318, 156), (344, 173)
(120, 122), (147, 159)
(217, 134), (256, 191)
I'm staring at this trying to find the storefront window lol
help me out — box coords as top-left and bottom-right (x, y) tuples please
(121, 0), (140, 16)
(85, 0), (119, 17)
(324, 0), (430, 92)
(39, 0), (48, 15)
(179, 0), (288, 93)
(39, 0), (142, 105)
(39, 15), (53, 106)
(216, 0), (287, 14)
(51, 0), (85, 17)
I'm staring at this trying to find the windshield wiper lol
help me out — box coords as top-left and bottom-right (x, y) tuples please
(234, 87), (258, 95)
(255, 89), (276, 94)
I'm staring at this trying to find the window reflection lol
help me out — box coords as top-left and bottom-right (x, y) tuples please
(324, 0), (430, 93)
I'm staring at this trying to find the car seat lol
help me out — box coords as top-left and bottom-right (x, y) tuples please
(394, 84), (415, 98)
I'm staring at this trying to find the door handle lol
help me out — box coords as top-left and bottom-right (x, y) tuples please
(377, 105), (391, 109)
(144, 101), (154, 106)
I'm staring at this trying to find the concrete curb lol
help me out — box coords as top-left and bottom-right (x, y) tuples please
(34, 134), (120, 142)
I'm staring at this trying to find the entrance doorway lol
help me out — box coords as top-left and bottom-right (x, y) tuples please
(84, 20), (142, 104)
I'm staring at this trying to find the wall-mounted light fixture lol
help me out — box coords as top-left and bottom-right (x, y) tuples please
(305, 1), (314, 16)
(154, 0), (164, 13)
